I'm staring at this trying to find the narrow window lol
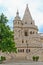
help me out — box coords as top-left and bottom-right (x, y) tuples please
(33, 32), (34, 34)
(25, 31), (28, 36)
(29, 49), (30, 52)
(22, 40), (24, 43)
(23, 49), (24, 52)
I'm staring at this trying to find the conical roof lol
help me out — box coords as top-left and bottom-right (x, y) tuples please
(22, 4), (38, 30)
(22, 4), (32, 23)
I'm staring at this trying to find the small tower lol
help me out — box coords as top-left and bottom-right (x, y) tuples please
(13, 10), (21, 29)
(13, 10), (22, 48)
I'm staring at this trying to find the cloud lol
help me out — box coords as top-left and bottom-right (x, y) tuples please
(0, 0), (3, 4)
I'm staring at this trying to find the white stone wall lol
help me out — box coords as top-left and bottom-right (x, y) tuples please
(13, 5), (43, 61)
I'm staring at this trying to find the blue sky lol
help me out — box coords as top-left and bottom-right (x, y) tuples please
(0, 0), (43, 33)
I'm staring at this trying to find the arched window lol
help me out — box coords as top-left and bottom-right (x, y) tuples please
(23, 49), (24, 52)
(29, 49), (30, 52)
(24, 31), (28, 36)
(18, 49), (24, 53)
(33, 32), (34, 34)
(26, 49), (30, 53)
(30, 31), (32, 34)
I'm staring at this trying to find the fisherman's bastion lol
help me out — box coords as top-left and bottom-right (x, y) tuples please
(0, 4), (43, 63)
(13, 4), (43, 62)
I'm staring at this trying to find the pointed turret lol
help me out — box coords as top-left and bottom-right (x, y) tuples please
(22, 4), (38, 31)
(22, 4), (33, 24)
(15, 10), (21, 20)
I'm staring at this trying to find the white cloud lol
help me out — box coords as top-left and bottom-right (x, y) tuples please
(0, 0), (3, 4)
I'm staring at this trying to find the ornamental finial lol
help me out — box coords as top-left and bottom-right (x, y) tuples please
(26, 4), (28, 8)
(16, 9), (19, 16)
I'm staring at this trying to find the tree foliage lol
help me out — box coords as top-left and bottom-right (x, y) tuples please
(0, 13), (17, 53)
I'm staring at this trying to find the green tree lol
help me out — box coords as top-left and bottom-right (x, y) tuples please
(0, 13), (17, 53)
(32, 56), (35, 61)
(36, 56), (39, 61)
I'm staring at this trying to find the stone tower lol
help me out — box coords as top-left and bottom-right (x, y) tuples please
(13, 4), (43, 61)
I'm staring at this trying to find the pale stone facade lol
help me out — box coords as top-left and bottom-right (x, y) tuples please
(13, 4), (43, 61)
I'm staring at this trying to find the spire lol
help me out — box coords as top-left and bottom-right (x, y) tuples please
(16, 9), (19, 16)
(22, 4), (32, 22)
(26, 4), (28, 9)
(15, 9), (21, 20)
